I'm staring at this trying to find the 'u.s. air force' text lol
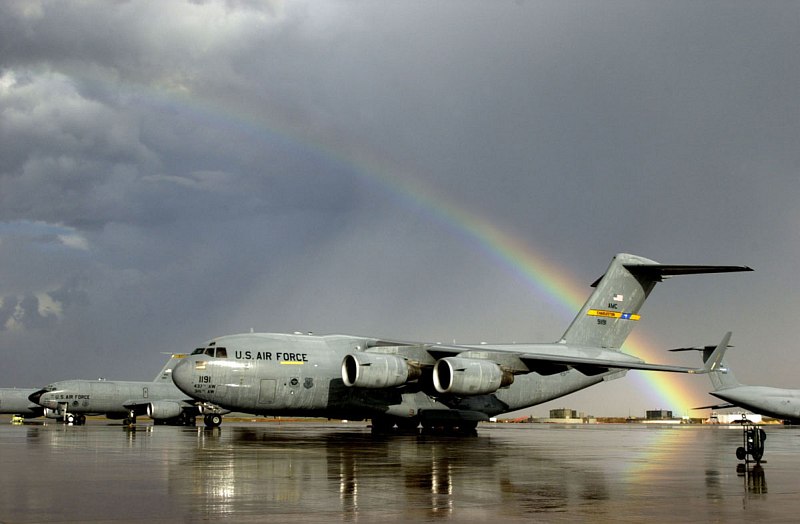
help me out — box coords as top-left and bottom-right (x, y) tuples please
(235, 351), (308, 362)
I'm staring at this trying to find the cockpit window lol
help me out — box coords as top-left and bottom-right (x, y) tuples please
(192, 347), (228, 358)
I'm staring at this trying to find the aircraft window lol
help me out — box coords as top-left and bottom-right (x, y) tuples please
(204, 348), (215, 356)
(191, 348), (205, 355)
(216, 347), (227, 358)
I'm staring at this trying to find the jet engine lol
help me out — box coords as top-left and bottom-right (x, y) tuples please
(342, 353), (421, 388)
(147, 401), (184, 420)
(433, 357), (514, 395)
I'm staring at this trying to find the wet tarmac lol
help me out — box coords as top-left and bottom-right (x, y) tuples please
(1, 420), (798, 523)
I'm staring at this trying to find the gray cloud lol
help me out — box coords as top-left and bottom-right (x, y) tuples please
(0, 1), (797, 415)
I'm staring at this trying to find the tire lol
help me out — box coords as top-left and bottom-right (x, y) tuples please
(204, 414), (222, 428)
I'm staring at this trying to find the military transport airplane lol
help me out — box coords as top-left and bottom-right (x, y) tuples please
(0, 388), (44, 419)
(673, 332), (800, 423)
(28, 354), (228, 426)
(171, 253), (751, 434)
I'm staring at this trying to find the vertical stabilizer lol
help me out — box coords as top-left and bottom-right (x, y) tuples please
(559, 254), (659, 349)
(153, 354), (188, 382)
(702, 333), (741, 390)
(559, 254), (752, 350)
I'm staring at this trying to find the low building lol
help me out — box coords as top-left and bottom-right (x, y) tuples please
(543, 408), (596, 424)
(707, 411), (763, 424)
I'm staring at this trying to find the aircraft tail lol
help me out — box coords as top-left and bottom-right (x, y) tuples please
(153, 353), (188, 382)
(559, 254), (751, 350)
(669, 332), (741, 390)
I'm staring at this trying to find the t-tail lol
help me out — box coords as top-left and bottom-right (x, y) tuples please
(559, 253), (752, 350)
(153, 353), (189, 382)
(669, 331), (741, 389)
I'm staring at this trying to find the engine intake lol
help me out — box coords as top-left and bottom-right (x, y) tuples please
(433, 357), (514, 395)
(342, 353), (421, 388)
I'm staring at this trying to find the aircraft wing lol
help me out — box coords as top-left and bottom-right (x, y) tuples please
(370, 339), (706, 377)
(514, 353), (705, 376)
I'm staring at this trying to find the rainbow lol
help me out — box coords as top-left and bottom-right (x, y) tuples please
(70, 72), (701, 413)
(328, 172), (702, 414)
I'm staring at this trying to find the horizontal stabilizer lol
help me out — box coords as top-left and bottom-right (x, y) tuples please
(625, 264), (753, 282)
(692, 402), (736, 410)
(591, 264), (752, 287)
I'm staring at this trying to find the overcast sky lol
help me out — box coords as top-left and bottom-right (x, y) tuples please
(1, 1), (798, 417)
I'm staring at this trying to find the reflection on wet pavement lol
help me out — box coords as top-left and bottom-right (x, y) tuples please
(0, 421), (798, 522)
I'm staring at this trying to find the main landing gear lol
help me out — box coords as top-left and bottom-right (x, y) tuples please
(203, 414), (223, 429)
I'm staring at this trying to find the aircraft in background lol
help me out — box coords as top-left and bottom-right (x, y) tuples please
(0, 388), (44, 420)
(28, 354), (228, 426)
(673, 332), (800, 424)
(171, 253), (750, 434)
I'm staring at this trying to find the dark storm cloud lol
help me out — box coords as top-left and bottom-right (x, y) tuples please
(0, 1), (797, 416)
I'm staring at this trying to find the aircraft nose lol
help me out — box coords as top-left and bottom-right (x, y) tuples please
(171, 358), (193, 393)
(28, 389), (47, 405)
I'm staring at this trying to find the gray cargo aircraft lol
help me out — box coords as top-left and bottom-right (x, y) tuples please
(674, 332), (800, 423)
(28, 354), (227, 426)
(171, 253), (751, 434)
(0, 388), (44, 419)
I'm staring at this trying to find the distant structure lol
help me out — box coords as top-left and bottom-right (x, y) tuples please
(550, 408), (578, 419)
(639, 409), (685, 424)
(708, 411), (763, 424)
(646, 409), (673, 420)
(544, 408), (596, 424)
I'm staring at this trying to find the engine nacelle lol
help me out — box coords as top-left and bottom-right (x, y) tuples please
(433, 357), (514, 395)
(342, 353), (421, 388)
(147, 401), (184, 420)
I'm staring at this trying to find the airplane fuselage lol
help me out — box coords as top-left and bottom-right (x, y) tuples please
(0, 388), (43, 418)
(32, 380), (191, 418)
(170, 254), (747, 430)
(171, 332), (635, 422)
(712, 386), (800, 421)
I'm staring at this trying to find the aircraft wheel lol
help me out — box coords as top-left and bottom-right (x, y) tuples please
(204, 414), (222, 428)
(77, 415), (86, 425)
(65, 414), (75, 425)
(736, 447), (746, 460)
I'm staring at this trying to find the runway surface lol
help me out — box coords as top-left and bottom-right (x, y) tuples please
(0, 420), (797, 523)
